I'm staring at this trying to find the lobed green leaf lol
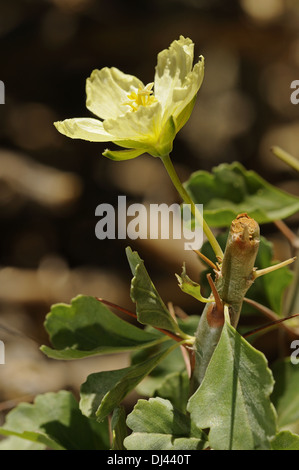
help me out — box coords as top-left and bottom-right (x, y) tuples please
(41, 294), (164, 360)
(270, 431), (299, 450)
(124, 397), (208, 450)
(0, 390), (109, 450)
(184, 162), (299, 227)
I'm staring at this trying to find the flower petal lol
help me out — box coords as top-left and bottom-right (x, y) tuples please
(154, 36), (204, 125)
(172, 59), (204, 118)
(103, 102), (163, 144)
(154, 36), (194, 107)
(86, 67), (144, 120)
(54, 118), (114, 142)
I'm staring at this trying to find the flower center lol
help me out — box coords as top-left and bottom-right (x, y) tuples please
(124, 82), (157, 111)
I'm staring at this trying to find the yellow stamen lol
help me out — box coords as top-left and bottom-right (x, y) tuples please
(123, 82), (157, 111)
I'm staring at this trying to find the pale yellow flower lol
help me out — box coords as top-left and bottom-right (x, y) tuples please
(54, 36), (204, 160)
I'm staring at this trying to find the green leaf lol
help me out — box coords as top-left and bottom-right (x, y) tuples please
(124, 397), (208, 450)
(270, 431), (299, 450)
(0, 435), (45, 450)
(103, 147), (146, 161)
(176, 264), (212, 303)
(271, 358), (299, 428)
(254, 237), (294, 315)
(126, 247), (183, 334)
(41, 295), (163, 360)
(187, 318), (277, 450)
(184, 162), (299, 227)
(132, 349), (185, 398)
(80, 341), (180, 422)
(111, 406), (128, 450)
(131, 316), (199, 398)
(0, 429), (62, 450)
(0, 391), (109, 450)
(153, 371), (190, 413)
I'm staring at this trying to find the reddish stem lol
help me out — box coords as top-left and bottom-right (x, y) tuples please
(243, 313), (299, 338)
(95, 297), (186, 344)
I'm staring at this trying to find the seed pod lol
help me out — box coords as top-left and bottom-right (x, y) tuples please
(215, 213), (260, 327)
(190, 213), (260, 392)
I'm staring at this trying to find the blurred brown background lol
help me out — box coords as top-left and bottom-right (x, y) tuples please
(0, 0), (299, 408)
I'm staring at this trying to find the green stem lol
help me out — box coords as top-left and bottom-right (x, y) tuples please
(160, 154), (223, 259)
(285, 243), (299, 316)
(271, 146), (299, 173)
